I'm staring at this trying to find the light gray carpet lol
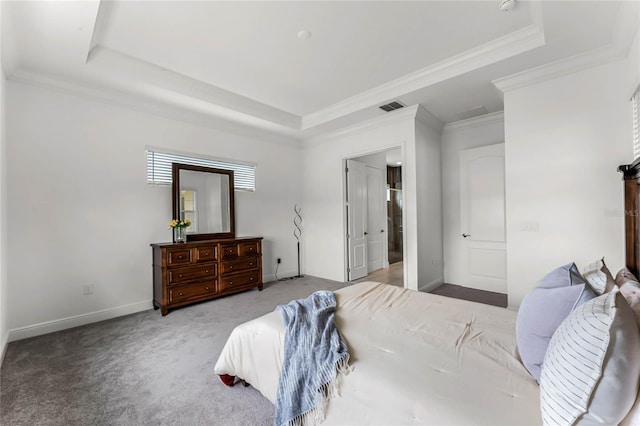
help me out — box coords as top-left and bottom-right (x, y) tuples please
(1, 276), (348, 426)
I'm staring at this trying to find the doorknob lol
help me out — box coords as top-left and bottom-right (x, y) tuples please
(462, 234), (471, 238)
(381, 229), (384, 233)
(364, 232), (368, 235)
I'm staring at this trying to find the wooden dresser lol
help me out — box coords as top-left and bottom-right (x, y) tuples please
(151, 237), (263, 315)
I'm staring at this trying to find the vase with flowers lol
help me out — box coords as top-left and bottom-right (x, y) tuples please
(169, 219), (191, 243)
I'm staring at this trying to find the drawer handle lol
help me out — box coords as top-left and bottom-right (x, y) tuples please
(178, 274), (183, 278)
(178, 255), (183, 259)
(205, 287), (210, 291)
(229, 266), (233, 269)
(249, 263), (254, 266)
(205, 270), (210, 273)
(204, 252), (209, 256)
(229, 281), (233, 285)
(228, 249), (233, 253)
(250, 277), (254, 281)
(178, 292), (184, 296)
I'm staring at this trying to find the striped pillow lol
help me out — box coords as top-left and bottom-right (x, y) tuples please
(582, 258), (615, 294)
(539, 289), (640, 425)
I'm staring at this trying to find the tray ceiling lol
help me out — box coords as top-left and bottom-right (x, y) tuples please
(2, 1), (636, 140)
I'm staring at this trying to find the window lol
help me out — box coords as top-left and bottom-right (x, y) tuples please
(634, 88), (640, 160)
(179, 189), (197, 233)
(146, 148), (256, 191)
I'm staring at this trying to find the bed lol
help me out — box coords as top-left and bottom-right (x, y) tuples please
(215, 281), (541, 424)
(214, 159), (640, 425)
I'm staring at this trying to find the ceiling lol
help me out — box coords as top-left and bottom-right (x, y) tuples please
(2, 1), (638, 141)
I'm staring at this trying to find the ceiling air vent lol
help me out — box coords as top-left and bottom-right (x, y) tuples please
(379, 101), (406, 112)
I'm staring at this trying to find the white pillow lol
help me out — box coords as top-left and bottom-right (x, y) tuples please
(582, 258), (615, 294)
(539, 289), (640, 425)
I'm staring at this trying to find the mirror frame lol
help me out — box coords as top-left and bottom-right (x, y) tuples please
(172, 163), (236, 241)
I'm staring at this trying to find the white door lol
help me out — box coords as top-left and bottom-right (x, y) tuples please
(366, 166), (385, 272)
(459, 144), (506, 293)
(346, 159), (367, 280)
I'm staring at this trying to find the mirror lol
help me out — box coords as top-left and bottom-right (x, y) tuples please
(172, 163), (235, 241)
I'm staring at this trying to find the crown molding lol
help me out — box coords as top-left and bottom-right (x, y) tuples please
(415, 105), (444, 132)
(86, 0), (112, 63)
(9, 67), (302, 147)
(492, 44), (626, 93)
(304, 105), (419, 147)
(443, 111), (504, 133)
(302, 2), (544, 130)
(87, 46), (301, 130)
(493, 1), (638, 93)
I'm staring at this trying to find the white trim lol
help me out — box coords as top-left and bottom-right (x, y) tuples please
(7, 300), (152, 343)
(419, 277), (444, 293)
(264, 270), (298, 283)
(443, 111), (505, 133)
(0, 333), (8, 369)
(305, 105), (419, 147)
(302, 10), (545, 130)
(493, 1), (638, 93)
(492, 45), (627, 93)
(415, 105), (444, 132)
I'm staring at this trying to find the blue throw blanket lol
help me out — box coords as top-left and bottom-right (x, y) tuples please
(274, 291), (350, 426)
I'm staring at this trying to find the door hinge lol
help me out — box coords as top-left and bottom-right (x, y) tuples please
(347, 268), (351, 273)
(345, 167), (349, 173)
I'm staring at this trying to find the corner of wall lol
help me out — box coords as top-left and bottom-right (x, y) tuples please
(0, 0), (8, 367)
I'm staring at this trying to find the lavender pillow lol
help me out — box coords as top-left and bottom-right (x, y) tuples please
(516, 263), (596, 382)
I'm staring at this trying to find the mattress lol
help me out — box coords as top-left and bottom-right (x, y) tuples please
(214, 281), (541, 425)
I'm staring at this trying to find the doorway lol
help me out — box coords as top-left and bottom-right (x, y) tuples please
(345, 148), (404, 287)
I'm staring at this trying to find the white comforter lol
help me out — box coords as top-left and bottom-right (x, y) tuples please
(214, 281), (541, 425)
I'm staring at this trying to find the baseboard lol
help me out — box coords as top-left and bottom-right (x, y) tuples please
(418, 277), (444, 293)
(8, 300), (153, 343)
(0, 332), (8, 370)
(264, 270), (299, 284)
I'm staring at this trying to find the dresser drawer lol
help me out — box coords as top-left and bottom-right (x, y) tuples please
(195, 246), (217, 263)
(220, 271), (260, 292)
(221, 256), (259, 275)
(167, 249), (191, 266)
(220, 244), (238, 259)
(239, 241), (260, 257)
(168, 265), (217, 285)
(169, 282), (217, 304)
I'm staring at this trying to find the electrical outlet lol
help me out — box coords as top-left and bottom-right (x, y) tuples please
(277, 258), (281, 264)
(83, 284), (94, 295)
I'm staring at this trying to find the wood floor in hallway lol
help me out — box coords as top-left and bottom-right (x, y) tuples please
(354, 261), (507, 308)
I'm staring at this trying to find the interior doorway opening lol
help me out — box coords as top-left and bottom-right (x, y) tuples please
(345, 147), (405, 287)
(386, 164), (403, 265)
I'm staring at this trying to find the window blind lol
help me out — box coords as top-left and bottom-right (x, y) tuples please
(634, 89), (640, 160)
(146, 149), (256, 191)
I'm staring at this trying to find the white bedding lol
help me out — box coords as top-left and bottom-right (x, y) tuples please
(214, 281), (541, 425)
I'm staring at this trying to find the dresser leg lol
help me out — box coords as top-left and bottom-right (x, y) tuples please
(258, 284), (263, 291)
(153, 301), (160, 310)
(161, 306), (169, 316)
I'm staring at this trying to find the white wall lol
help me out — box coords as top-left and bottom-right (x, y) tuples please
(441, 113), (505, 288)
(504, 58), (632, 308)
(414, 110), (444, 291)
(302, 109), (415, 286)
(6, 81), (302, 338)
(302, 105), (443, 291)
(0, 1), (8, 361)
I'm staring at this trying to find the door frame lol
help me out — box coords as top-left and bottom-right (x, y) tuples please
(343, 146), (407, 287)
